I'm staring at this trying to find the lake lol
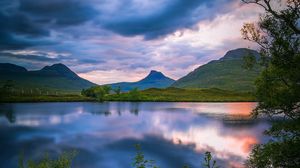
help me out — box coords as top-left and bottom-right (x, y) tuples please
(0, 102), (271, 168)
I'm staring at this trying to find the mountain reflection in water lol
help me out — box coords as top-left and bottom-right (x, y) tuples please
(0, 102), (270, 168)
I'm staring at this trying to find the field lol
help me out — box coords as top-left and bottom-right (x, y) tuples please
(105, 87), (255, 102)
(0, 87), (255, 103)
(0, 94), (95, 103)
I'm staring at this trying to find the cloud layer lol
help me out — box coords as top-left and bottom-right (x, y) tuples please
(0, 0), (261, 84)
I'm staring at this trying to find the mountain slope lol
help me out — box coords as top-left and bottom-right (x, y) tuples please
(172, 48), (263, 92)
(0, 63), (96, 92)
(108, 70), (175, 92)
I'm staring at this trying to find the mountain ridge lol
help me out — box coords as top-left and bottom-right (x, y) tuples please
(172, 48), (263, 91)
(0, 63), (96, 92)
(1, 48), (263, 93)
(0, 63), (28, 73)
(220, 48), (260, 60)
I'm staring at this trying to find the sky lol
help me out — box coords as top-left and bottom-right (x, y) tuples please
(0, 0), (262, 84)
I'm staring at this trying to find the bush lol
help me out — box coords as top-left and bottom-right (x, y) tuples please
(19, 151), (77, 168)
(81, 85), (111, 101)
(129, 88), (142, 101)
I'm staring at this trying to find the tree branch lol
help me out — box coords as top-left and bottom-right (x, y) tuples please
(242, 0), (300, 34)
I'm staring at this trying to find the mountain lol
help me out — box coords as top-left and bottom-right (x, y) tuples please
(38, 63), (79, 79)
(108, 70), (175, 92)
(0, 63), (27, 73)
(0, 63), (96, 92)
(172, 48), (263, 92)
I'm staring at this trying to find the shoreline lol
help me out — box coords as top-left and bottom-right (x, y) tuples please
(0, 99), (257, 103)
(0, 88), (256, 103)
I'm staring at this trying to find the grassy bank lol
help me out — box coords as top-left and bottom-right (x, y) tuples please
(0, 87), (255, 103)
(0, 94), (95, 103)
(105, 87), (256, 102)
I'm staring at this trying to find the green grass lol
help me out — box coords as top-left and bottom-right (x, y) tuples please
(0, 94), (96, 103)
(0, 87), (255, 103)
(105, 87), (256, 102)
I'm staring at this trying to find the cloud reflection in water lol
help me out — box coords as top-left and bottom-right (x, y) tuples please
(0, 102), (270, 168)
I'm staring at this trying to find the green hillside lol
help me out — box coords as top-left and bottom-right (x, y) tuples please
(0, 63), (96, 93)
(172, 48), (263, 92)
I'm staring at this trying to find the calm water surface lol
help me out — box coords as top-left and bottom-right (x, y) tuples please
(0, 102), (271, 168)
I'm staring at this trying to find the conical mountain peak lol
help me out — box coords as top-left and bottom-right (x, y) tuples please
(146, 70), (165, 78)
(40, 63), (78, 78)
(42, 63), (70, 71)
(108, 70), (175, 92)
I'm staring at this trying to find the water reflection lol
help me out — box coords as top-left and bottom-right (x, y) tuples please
(130, 102), (140, 115)
(0, 102), (270, 168)
(0, 104), (16, 123)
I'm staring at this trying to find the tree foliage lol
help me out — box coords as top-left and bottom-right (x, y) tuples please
(133, 144), (158, 168)
(132, 144), (220, 168)
(19, 151), (77, 168)
(129, 88), (142, 101)
(246, 119), (300, 168)
(241, 0), (300, 167)
(203, 152), (219, 168)
(81, 85), (111, 101)
(241, 0), (300, 119)
(113, 86), (122, 95)
(0, 80), (15, 96)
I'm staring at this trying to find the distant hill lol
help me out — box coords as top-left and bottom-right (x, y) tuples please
(108, 70), (175, 92)
(172, 48), (263, 92)
(0, 63), (96, 92)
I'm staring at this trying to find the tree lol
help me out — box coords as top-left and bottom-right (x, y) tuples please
(203, 152), (219, 168)
(0, 80), (15, 96)
(129, 88), (141, 101)
(81, 86), (111, 101)
(245, 119), (300, 168)
(102, 85), (111, 95)
(132, 144), (221, 168)
(19, 151), (77, 168)
(113, 86), (121, 95)
(132, 144), (158, 168)
(93, 87), (106, 101)
(81, 88), (96, 98)
(241, 0), (300, 119)
(241, 0), (300, 167)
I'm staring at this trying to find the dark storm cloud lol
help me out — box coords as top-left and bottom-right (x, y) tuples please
(0, 0), (98, 50)
(0, 9), (51, 49)
(79, 59), (106, 65)
(0, 0), (235, 50)
(0, 31), (56, 50)
(0, 33), (33, 50)
(0, 51), (108, 69)
(0, 12), (49, 37)
(19, 0), (98, 26)
(0, 51), (69, 63)
(101, 0), (233, 39)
